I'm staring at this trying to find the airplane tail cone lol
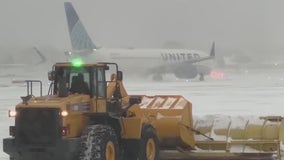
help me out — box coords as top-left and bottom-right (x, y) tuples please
(210, 41), (215, 57)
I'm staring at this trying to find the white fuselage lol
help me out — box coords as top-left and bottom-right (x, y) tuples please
(78, 47), (209, 76)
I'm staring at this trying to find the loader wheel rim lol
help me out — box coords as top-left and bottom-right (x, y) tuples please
(146, 138), (156, 160)
(106, 141), (115, 160)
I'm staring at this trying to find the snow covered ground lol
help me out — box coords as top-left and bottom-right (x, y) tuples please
(1, 68), (284, 159)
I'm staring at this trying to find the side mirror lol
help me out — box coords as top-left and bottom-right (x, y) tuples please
(48, 71), (55, 81)
(117, 71), (123, 81)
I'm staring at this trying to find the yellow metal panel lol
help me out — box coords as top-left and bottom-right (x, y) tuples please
(244, 124), (263, 139)
(262, 125), (279, 140)
(127, 95), (196, 149)
(278, 120), (284, 142)
(196, 141), (229, 151)
(118, 81), (128, 99)
(63, 113), (87, 138)
(107, 78), (128, 100)
(91, 98), (106, 112)
(230, 128), (246, 139)
(179, 103), (195, 148)
(107, 81), (116, 98)
(153, 117), (180, 138)
(121, 117), (142, 139)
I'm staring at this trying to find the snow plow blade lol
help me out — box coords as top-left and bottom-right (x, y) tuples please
(131, 95), (283, 159)
(189, 115), (283, 159)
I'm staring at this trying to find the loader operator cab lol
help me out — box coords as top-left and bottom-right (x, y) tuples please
(49, 62), (129, 112)
(52, 65), (92, 97)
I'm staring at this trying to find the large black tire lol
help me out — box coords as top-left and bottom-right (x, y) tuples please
(79, 124), (119, 160)
(199, 73), (205, 81)
(124, 125), (159, 160)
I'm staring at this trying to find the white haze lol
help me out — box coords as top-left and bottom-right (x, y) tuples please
(1, 1), (284, 158)
(0, 0), (284, 63)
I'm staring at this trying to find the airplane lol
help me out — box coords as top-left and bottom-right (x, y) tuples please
(64, 2), (215, 81)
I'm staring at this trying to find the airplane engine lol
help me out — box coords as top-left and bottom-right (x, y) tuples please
(173, 63), (198, 79)
(195, 65), (211, 75)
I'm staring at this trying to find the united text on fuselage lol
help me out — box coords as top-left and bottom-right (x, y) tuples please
(161, 53), (200, 61)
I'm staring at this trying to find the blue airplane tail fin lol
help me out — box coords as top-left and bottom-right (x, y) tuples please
(64, 2), (97, 51)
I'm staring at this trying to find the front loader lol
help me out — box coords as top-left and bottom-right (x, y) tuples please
(3, 61), (283, 160)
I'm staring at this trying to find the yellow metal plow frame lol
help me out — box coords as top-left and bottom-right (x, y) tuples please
(189, 116), (283, 159)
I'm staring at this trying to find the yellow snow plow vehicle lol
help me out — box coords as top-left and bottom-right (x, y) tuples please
(3, 62), (284, 160)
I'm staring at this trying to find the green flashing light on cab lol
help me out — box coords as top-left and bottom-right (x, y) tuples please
(71, 58), (84, 67)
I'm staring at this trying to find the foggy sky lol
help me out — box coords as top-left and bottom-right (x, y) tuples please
(0, 0), (284, 61)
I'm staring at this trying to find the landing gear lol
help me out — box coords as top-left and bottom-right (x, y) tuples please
(199, 73), (204, 81)
(152, 74), (163, 81)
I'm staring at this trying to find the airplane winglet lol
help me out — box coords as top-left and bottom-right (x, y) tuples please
(64, 2), (97, 51)
(210, 41), (215, 57)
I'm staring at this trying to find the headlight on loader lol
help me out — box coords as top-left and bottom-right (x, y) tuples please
(61, 110), (69, 117)
(8, 110), (17, 117)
